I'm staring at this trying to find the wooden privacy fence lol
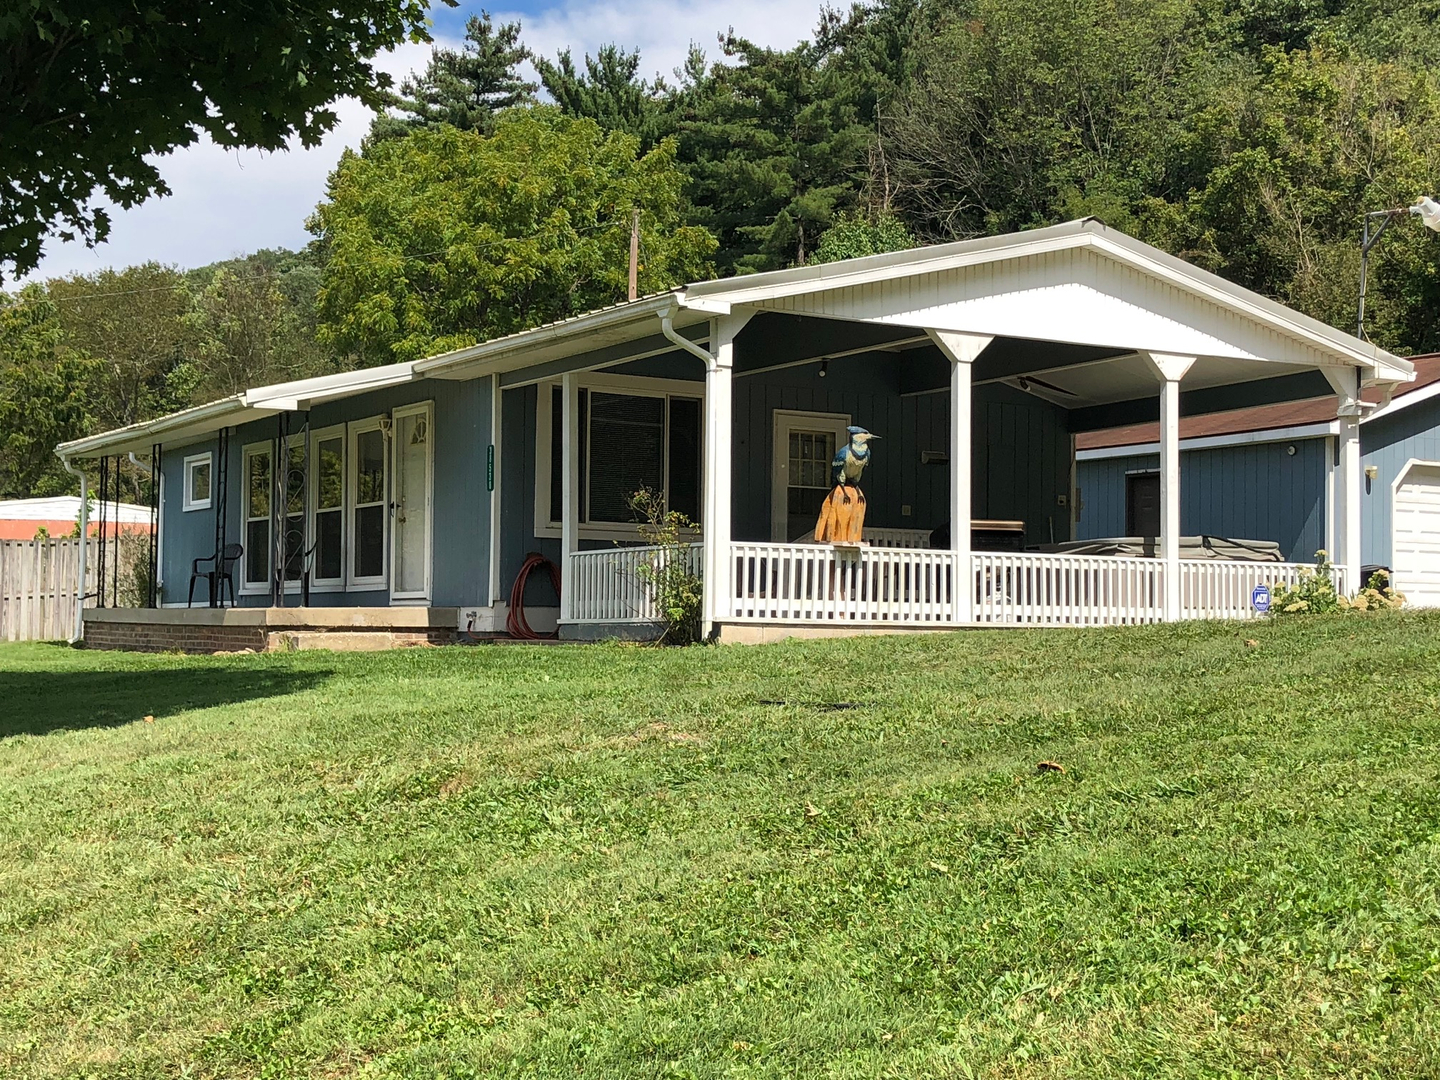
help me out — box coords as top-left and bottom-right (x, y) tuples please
(0, 538), (98, 642)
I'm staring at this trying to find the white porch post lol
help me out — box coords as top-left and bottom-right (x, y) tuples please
(559, 371), (579, 623)
(702, 315), (745, 637)
(1325, 367), (1364, 594)
(1142, 352), (1196, 622)
(928, 331), (992, 624)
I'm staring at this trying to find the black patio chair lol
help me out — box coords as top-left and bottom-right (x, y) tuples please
(188, 543), (243, 607)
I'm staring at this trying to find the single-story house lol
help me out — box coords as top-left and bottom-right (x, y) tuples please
(1076, 353), (1440, 603)
(55, 219), (1414, 651)
(0, 496), (153, 540)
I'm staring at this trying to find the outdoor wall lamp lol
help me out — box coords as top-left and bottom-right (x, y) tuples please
(1358, 196), (1440, 341)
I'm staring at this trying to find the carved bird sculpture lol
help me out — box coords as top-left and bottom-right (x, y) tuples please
(831, 426), (880, 487)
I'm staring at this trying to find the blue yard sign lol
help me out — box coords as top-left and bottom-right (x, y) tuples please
(1251, 583), (1271, 613)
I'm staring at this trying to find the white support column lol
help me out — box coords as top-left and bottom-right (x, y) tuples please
(488, 373), (503, 608)
(559, 371), (579, 623)
(928, 330), (993, 624)
(702, 314), (748, 637)
(1325, 366), (1364, 594)
(1141, 352), (1196, 622)
(1337, 409), (1363, 594)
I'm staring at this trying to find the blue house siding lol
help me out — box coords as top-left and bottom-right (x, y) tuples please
(1360, 394), (1440, 567)
(1077, 437), (1329, 562)
(157, 376), (495, 608)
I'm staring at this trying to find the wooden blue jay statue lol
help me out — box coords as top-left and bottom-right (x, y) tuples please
(815, 426), (879, 542)
(831, 426), (880, 487)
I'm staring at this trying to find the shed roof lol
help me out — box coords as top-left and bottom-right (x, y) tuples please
(1075, 353), (1440, 451)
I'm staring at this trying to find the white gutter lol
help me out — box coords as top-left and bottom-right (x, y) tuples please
(61, 457), (89, 644)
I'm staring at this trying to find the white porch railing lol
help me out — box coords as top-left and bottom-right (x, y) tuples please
(566, 542), (1346, 629)
(1179, 559), (1347, 620)
(728, 542), (957, 623)
(567, 543), (704, 625)
(971, 551), (1166, 625)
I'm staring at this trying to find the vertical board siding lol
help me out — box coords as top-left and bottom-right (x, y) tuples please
(159, 377), (493, 608)
(732, 359), (1071, 547)
(1360, 397), (1440, 568)
(1077, 436), (1328, 562)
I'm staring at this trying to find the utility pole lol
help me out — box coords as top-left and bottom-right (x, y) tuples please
(628, 209), (640, 302)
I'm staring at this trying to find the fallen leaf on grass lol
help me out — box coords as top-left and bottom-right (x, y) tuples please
(1036, 761), (1065, 774)
(1245, 639), (1259, 648)
(805, 801), (821, 818)
(143, 715), (154, 724)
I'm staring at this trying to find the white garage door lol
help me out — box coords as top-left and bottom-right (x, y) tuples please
(1392, 462), (1440, 606)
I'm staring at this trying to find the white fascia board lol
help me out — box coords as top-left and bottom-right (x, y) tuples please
(1076, 420), (1340, 461)
(241, 362), (416, 410)
(55, 396), (256, 460)
(1085, 234), (1412, 381)
(413, 293), (686, 379)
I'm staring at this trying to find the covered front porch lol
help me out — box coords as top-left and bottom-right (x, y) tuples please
(539, 221), (1401, 640)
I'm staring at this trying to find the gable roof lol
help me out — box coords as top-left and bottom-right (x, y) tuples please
(58, 219), (1413, 460)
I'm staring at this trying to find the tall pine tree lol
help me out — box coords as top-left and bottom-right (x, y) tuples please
(369, 12), (535, 142)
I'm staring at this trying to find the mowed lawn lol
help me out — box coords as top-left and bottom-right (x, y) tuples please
(2, 617), (1440, 1079)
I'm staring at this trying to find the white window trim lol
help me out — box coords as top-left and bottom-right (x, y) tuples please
(308, 423), (347, 593)
(390, 400), (434, 603)
(239, 442), (273, 595)
(534, 372), (706, 541)
(182, 452), (212, 512)
(770, 409), (850, 543)
(348, 415), (390, 592)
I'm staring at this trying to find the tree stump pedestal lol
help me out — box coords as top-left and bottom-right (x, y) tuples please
(813, 484), (867, 543)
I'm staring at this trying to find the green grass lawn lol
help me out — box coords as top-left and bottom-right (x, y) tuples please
(2, 615), (1439, 1079)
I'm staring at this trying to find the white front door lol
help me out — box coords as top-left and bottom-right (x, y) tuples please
(771, 409), (850, 542)
(391, 402), (433, 601)
(1392, 461), (1440, 606)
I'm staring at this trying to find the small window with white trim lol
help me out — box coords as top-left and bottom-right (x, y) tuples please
(182, 453), (212, 511)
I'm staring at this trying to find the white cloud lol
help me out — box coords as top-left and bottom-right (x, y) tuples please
(21, 0), (825, 283)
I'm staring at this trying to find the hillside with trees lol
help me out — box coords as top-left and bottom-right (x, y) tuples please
(4, 0), (1440, 497)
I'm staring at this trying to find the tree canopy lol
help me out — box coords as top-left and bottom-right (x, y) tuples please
(7, 0), (1440, 499)
(311, 111), (716, 365)
(0, 0), (435, 283)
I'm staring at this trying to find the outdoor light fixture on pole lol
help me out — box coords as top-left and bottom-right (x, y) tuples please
(1358, 196), (1440, 340)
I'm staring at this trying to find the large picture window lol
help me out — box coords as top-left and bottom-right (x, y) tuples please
(537, 376), (703, 537)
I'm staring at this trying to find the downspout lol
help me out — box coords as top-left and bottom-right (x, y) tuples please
(659, 304), (718, 371)
(61, 456), (89, 644)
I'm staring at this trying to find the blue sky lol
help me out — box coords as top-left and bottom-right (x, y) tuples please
(23, 0), (824, 283)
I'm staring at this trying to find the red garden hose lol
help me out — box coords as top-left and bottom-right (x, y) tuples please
(506, 552), (562, 640)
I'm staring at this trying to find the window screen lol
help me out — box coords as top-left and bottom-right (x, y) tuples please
(588, 392), (664, 523)
(668, 397), (702, 521)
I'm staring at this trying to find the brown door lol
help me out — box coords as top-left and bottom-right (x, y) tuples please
(1126, 473), (1161, 538)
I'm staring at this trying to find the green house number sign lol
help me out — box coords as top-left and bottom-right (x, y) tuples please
(487, 445), (495, 492)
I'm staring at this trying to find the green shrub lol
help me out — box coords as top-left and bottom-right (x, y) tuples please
(1269, 551), (1403, 616)
(628, 488), (703, 645)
